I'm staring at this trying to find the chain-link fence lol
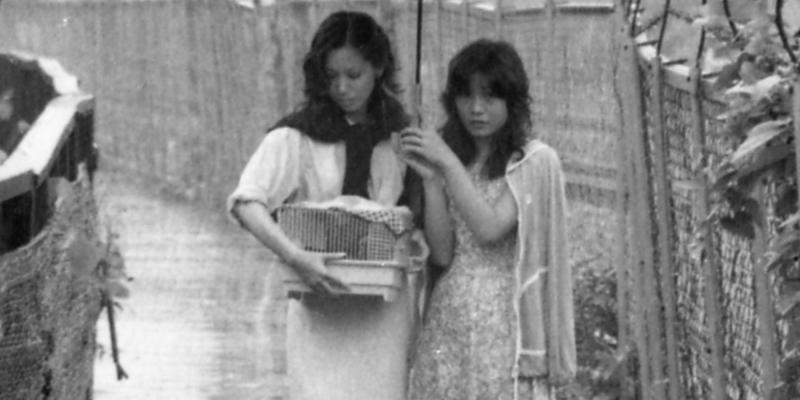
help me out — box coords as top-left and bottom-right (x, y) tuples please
(621, 16), (789, 398)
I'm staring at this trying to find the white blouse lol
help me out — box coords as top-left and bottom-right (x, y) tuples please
(227, 126), (418, 400)
(228, 126), (406, 212)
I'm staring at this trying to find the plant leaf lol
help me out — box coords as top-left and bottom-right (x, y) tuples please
(779, 213), (800, 231)
(730, 143), (792, 192)
(49, 177), (75, 211)
(766, 227), (800, 271)
(725, 75), (783, 104)
(711, 60), (742, 93)
(775, 184), (799, 220)
(782, 0), (800, 39)
(104, 280), (131, 299)
(730, 118), (791, 165)
(63, 230), (102, 279)
(778, 290), (800, 317)
(771, 227), (800, 258)
(700, 0), (760, 23)
(780, 350), (800, 383)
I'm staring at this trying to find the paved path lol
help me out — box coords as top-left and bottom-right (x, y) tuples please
(91, 171), (289, 400)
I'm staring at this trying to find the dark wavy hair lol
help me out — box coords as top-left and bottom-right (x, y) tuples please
(283, 10), (407, 142)
(440, 39), (531, 179)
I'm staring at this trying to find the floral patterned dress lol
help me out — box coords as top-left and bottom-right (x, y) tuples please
(409, 166), (552, 400)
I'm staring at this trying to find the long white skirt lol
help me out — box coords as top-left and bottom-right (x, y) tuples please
(285, 275), (419, 400)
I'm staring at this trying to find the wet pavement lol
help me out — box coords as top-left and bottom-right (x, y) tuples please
(91, 171), (289, 400)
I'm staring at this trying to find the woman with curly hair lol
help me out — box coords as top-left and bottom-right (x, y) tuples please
(228, 11), (415, 400)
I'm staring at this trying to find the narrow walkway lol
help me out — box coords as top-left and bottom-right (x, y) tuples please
(91, 170), (288, 400)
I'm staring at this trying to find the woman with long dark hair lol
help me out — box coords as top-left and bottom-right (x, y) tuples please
(398, 39), (576, 400)
(228, 11), (415, 400)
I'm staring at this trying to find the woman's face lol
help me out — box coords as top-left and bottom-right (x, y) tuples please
(325, 46), (380, 123)
(455, 74), (508, 141)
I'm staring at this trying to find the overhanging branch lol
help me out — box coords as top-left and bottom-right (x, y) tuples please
(775, 0), (799, 67)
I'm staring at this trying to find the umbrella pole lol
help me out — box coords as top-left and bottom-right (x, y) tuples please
(412, 0), (423, 127)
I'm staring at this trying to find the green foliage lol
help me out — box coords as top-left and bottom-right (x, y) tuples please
(690, 0), (799, 398)
(699, 0), (797, 238)
(569, 256), (639, 400)
(564, 203), (636, 399)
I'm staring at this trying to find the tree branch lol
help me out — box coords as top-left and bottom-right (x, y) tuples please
(696, 27), (706, 71)
(630, 0), (644, 37)
(656, 0), (672, 55)
(635, 11), (665, 37)
(721, 0), (738, 37)
(775, 0), (799, 67)
(696, 0), (706, 69)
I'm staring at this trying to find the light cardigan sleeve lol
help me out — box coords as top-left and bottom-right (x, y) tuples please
(507, 140), (576, 385)
(227, 127), (306, 214)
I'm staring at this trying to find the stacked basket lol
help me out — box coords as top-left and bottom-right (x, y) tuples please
(274, 198), (425, 301)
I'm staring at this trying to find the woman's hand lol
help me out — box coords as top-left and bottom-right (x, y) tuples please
(394, 128), (458, 180)
(231, 201), (351, 297)
(397, 128), (458, 171)
(392, 130), (440, 181)
(285, 249), (351, 296)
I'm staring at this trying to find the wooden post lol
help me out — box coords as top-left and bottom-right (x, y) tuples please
(277, 0), (297, 115)
(376, 0), (388, 26)
(613, 10), (654, 399)
(545, 0), (557, 135)
(460, 0), (469, 44)
(795, 79), (800, 217)
(648, 55), (681, 400)
(310, 0), (320, 35)
(406, 0), (420, 126)
(434, 0), (444, 126)
(643, 56), (668, 400)
(688, 64), (726, 400)
(753, 185), (779, 397)
(612, 26), (633, 400)
(494, 0), (504, 39)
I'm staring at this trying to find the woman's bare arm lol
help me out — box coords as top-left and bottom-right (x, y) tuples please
(232, 201), (350, 295)
(400, 127), (518, 244)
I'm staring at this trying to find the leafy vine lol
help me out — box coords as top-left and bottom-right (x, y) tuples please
(694, 0), (799, 397)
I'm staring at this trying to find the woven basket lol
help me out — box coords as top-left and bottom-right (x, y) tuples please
(274, 202), (426, 301)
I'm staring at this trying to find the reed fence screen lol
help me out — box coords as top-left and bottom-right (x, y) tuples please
(0, 0), (621, 210)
